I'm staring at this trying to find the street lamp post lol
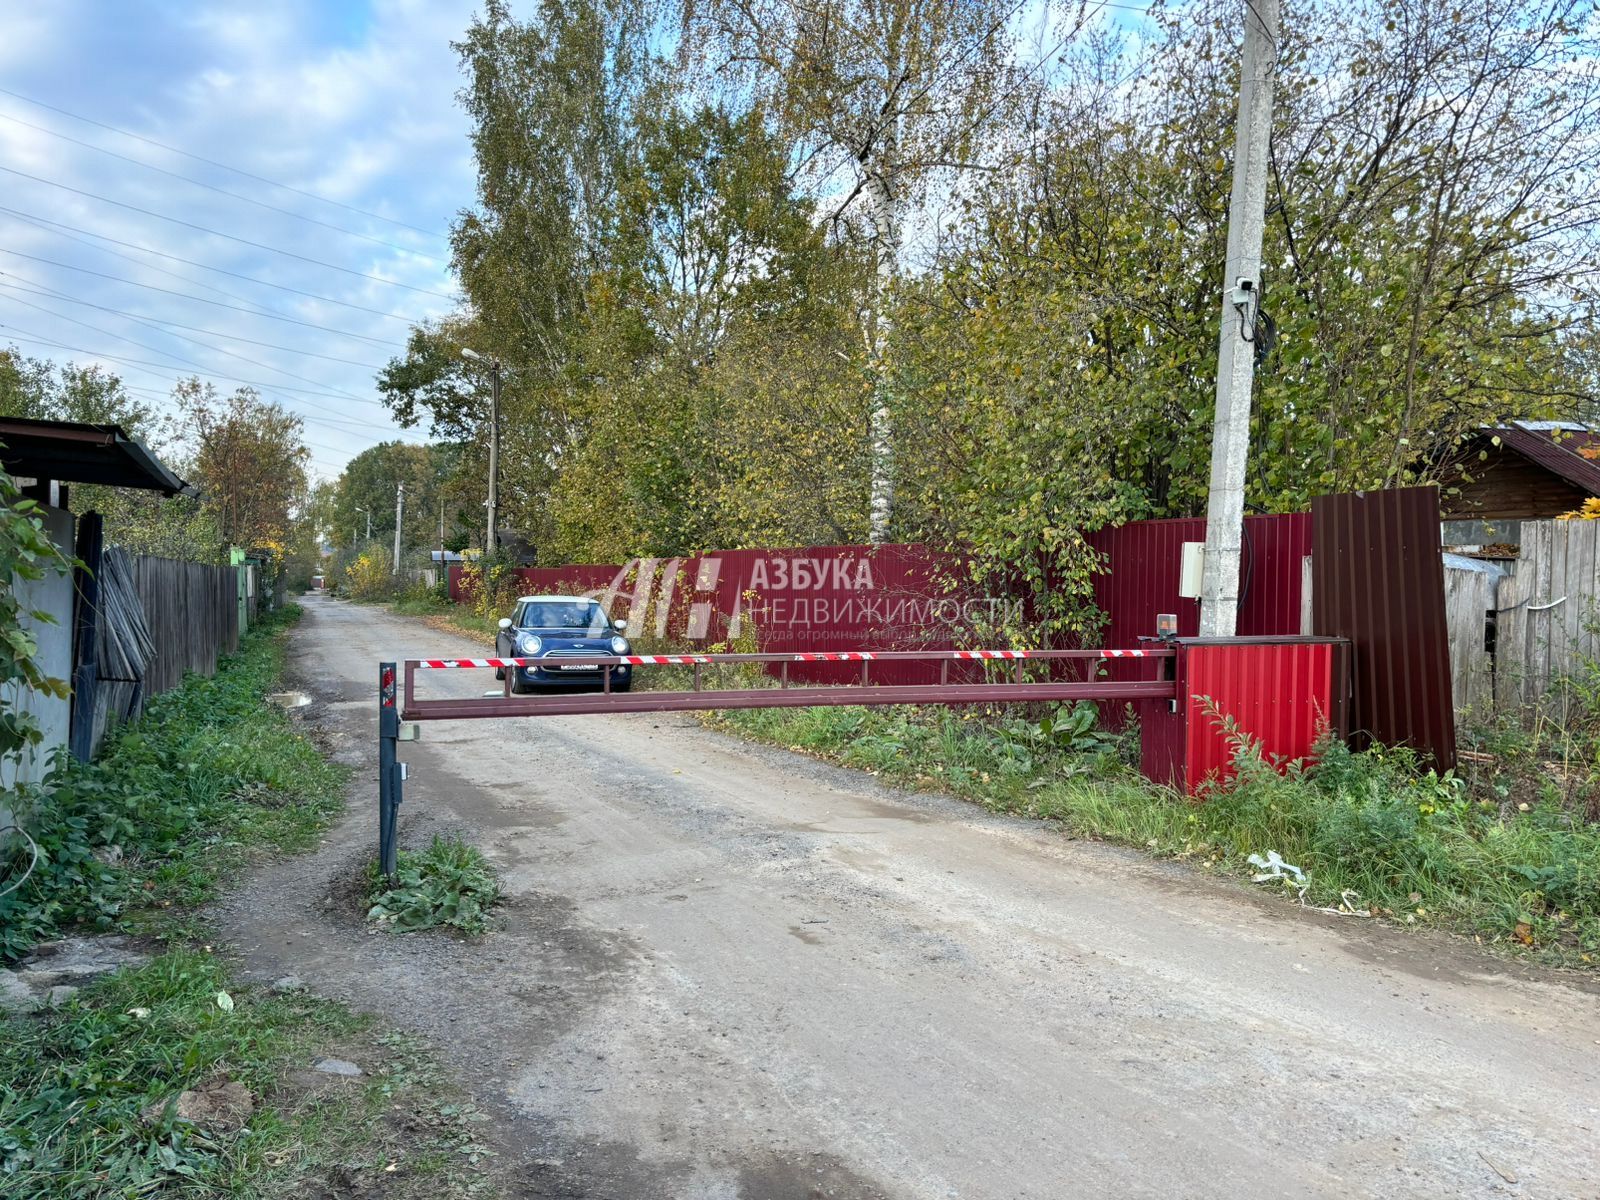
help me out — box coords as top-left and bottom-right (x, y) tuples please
(354, 506), (371, 542)
(460, 347), (501, 557)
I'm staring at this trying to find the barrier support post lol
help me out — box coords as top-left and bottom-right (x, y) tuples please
(378, 661), (402, 878)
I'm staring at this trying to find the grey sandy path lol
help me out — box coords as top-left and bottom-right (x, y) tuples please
(215, 594), (1600, 1199)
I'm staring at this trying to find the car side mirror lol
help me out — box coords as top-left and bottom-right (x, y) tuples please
(613, 618), (626, 632)
(498, 617), (512, 631)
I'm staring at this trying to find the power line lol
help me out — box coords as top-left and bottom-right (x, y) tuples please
(0, 276), (386, 370)
(4, 205), (280, 317)
(0, 165), (459, 302)
(0, 85), (451, 243)
(0, 111), (449, 266)
(0, 247), (404, 347)
(0, 324), (399, 407)
(0, 290), (390, 410)
(116, 383), (426, 451)
(0, 212), (426, 326)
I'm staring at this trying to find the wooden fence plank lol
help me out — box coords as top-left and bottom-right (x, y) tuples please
(1457, 520), (1600, 723)
(1443, 567), (1493, 719)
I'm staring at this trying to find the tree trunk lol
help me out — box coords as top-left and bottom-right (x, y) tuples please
(863, 169), (900, 544)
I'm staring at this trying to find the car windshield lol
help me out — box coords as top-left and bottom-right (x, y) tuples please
(520, 601), (610, 631)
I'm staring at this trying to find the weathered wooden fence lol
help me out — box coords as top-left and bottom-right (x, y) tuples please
(127, 556), (240, 696)
(1444, 520), (1600, 721)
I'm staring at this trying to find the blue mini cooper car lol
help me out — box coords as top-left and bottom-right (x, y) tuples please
(495, 595), (632, 693)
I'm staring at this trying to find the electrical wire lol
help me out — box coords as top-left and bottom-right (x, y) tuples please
(0, 204), (432, 325)
(0, 823), (39, 900)
(0, 248), (405, 345)
(0, 277), (386, 370)
(4, 205), (283, 317)
(0, 325), (398, 408)
(0, 112), (449, 265)
(0, 85), (450, 243)
(114, 381), (428, 447)
(0, 292), (391, 410)
(0, 166), (459, 301)
(813, 0), (1146, 217)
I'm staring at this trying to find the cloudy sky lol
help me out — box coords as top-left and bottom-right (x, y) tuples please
(0, 0), (481, 480)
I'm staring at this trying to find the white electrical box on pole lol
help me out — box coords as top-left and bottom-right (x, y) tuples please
(1199, 0), (1280, 638)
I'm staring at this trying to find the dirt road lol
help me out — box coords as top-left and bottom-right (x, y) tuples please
(217, 595), (1600, 1199)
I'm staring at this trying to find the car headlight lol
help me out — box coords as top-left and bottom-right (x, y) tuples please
(515, 633), (542, 655)
(610, 636), (629, 655)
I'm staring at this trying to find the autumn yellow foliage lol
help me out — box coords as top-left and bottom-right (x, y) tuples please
(1557, 498), (1600, 520)
(344, 551), (394, 600)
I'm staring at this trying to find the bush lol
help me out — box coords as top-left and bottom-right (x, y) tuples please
(343, 551), (396, 601)
(455, 558), (523, 621)
(367, 836), (500, 935)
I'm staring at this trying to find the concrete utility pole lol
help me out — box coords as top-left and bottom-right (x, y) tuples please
(461, 347), (501, 556)
(393, 482), (405, 574)
(1199, 0), (1280, 638)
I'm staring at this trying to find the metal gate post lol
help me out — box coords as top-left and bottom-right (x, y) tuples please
(378, 662), (402, 878)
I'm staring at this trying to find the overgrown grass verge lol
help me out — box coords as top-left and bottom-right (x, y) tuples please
(711, 704), (1600, 967)
(1, 606), (345, 961)
(1, 605), (494, 1197)
(0, 950), (494, 1198)
(367, 835), (501, 935)
(390, 595), (502, 644)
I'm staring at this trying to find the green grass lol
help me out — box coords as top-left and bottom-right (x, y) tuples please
(1, 606), (346, 961)
(367, 835), (501, 935)
(389, 595), (502, 643)
(713, 704), (1600, 966)
(0, 604), (494, 1198)
(0, 950), (493, 1198)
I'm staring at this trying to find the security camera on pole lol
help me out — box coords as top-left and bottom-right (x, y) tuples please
(1199, 0), (1280, 638)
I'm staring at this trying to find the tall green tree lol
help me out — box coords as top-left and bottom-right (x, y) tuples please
(179, 382), (309, 555)
(332, 442), (465, 559)
(687, 0), (1029, 540)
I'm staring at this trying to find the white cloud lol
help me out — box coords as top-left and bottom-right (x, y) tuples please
(0, 0), (485, 479)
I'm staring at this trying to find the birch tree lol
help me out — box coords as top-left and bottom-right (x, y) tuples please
(688, 0), (1033, 540)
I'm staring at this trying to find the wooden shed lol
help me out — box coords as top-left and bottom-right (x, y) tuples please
(1441, 421), (1600, 523)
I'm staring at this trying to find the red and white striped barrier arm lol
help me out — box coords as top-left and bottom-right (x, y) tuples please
(417, 658), (538, 668)
(414, 648), (1153, 668)
(415, 655), (714, 667)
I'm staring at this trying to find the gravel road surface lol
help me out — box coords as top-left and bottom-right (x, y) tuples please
(215, 594), (1600, 1199)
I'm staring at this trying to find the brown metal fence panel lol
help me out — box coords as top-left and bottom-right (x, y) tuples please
(1311, 486), (1456, 770)
(1086, 513), (1311, 645)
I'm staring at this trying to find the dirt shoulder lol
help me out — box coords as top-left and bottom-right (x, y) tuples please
(214, 594), (1600, 1200)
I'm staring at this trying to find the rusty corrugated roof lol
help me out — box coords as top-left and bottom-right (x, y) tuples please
(1489, 421), (1600, 495)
